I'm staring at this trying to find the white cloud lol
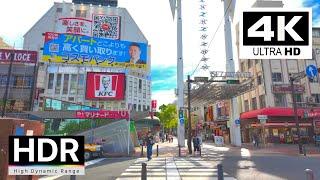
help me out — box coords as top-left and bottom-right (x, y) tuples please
(152, 90), (176, 109)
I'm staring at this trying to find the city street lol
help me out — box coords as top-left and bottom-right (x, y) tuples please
(40, 138), (320, 180)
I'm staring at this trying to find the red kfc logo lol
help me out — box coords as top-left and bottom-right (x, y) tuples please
(86, 72), (125, 100)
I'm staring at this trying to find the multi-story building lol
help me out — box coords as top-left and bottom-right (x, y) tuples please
(0, 38), (38, 118)
(23, 0), (151, 113)
(238, 24), (320, 144)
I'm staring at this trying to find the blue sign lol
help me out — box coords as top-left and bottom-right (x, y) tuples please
(179, 110), (184, 119)
(15, 126), (24, 135)
(306, 64), (318, 79)
(179, 118), (184, 124)
(235, 119), (240, 125)
(42, 32), (148, 69)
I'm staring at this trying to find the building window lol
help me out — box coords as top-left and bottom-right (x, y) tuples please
(294, 94), (303, 102)
(259, 95), (266, 108)
(248, 60), (252, 69)
(56, 7), (63, 13)
(241, 62), (245, 72)
(139, 79), (142, 93)
(78, 74), (84, 88)
(257, 75), (262, 85)
(70, 74), (77, 94)
(251, 97), (257, 110)
(13, 76), (24, 87)
(63, 74), (69, 94)
(274, 94), (287, 107)
(244, 100), (249, 112)
(308, 77), (319, 83)
(75, 10), (87, 18)
(48, 73), (54, 89)
(55, 74), (62, 94)
(272, 72), (282, 82)
(133, 104), (137, 111)
(138, 104), (141, 111)
(24, 77), (33, 87)
(121, 102), (126, 109)
(312, 94), (320, 103)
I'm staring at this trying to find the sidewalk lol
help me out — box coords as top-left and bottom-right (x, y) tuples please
(239, 143), (320, 156)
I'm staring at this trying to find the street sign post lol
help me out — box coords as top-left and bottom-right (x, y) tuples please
(306, 64), (318, 79)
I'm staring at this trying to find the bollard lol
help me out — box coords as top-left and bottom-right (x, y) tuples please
(141, 162), (147, 180)
(70, 175), (76, 180)
(157, 144), (159, 157)
(303, 145), (307, 156)
(305, 169), (314, 180)
(141, 145), (144, 157)
(217, 164), (224, 180)
(178, 145), (181, 157)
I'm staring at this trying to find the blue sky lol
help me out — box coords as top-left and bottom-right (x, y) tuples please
(0, 0), (319, 107)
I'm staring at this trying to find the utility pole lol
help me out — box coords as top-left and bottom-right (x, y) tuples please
(187, 75), (192, 154)
(2, 50), (15, 117)
(290, 76), (303, 154)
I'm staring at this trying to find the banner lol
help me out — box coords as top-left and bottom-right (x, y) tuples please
(56, 17), (92, 36)
(42, 32), (147, 69)
(75, 110), (129, 119)
(86, 72), (125, 100)
(0, 49), (37, 63)
(92, 15), (120, 39)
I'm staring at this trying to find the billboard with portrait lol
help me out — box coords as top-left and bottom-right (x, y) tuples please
(86, 72), (125, 100)
(42, 32), (147, 69)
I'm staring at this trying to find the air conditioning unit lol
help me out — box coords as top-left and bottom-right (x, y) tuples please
(306, 96), (315, 103)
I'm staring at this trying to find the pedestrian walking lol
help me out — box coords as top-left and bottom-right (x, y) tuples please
(253, 133), (259, 148)
(193, 135), (200, 153)
(145, 131), (155, 161)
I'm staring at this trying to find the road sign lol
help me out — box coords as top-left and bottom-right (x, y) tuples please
(179, 118), (184, 124)
(258, 115), (268, 120)
(235, 119), (241, 125)
(194, 76), (209, 82)
(306, 64), (318, 79)
(179, 110), (184, 119)
(210, 71), (252, 78)
(226, 80), (240, 84)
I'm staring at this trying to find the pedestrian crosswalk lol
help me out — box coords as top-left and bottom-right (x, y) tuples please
(116, 156), (236, 180)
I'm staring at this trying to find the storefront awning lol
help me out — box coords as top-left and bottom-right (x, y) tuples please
(240, 107), (319, 120)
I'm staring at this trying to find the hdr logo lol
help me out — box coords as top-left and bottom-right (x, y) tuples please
(8, 136), (85, 175)
(240, 8), (312, 59)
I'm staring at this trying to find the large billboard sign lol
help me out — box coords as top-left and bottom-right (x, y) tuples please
(8, 136), (84, 175)
(56, 17), (92, 36)
(92, 15), (120, 39)
(240, 8), (312, 59)
(0, 49), (37, 64)
(86, 72), (125, 100)
(42, 32), (147, 69)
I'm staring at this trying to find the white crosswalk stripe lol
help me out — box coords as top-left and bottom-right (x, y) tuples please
(116, 155), (236, 180)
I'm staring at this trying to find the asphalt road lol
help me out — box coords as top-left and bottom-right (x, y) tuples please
(56, 157), (137, 180)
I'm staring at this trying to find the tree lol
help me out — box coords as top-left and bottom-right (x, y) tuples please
(158, 104), (178, 130)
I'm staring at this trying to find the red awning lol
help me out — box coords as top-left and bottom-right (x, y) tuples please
(240, 107), (320, 120)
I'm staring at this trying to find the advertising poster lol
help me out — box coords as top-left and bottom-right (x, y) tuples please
(86, 72), (125, 100)
(92, 15), (120, 39)
(42, 32), (147, 69)
(56, 17), (92, 36)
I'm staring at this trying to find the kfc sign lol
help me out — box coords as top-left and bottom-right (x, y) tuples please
(86, 72), (125, 100)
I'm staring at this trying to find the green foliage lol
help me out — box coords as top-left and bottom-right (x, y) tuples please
(158, 104), (178, 129)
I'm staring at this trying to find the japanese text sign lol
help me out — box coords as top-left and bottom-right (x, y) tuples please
(75, 110), (129, 119)
(56, 17), (92, 36)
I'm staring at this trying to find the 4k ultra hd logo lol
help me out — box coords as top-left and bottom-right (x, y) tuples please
(240, 8), (312, 59)
(8, 136), (85, 175)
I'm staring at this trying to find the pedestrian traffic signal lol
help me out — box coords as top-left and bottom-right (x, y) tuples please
(226, 80), (240, 84)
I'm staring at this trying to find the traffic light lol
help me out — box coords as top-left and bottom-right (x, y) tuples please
(226, 79), (240, 84)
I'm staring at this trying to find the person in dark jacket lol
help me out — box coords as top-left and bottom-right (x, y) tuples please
(193, 135), (200, 152)
(145, 132), (154, 160)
